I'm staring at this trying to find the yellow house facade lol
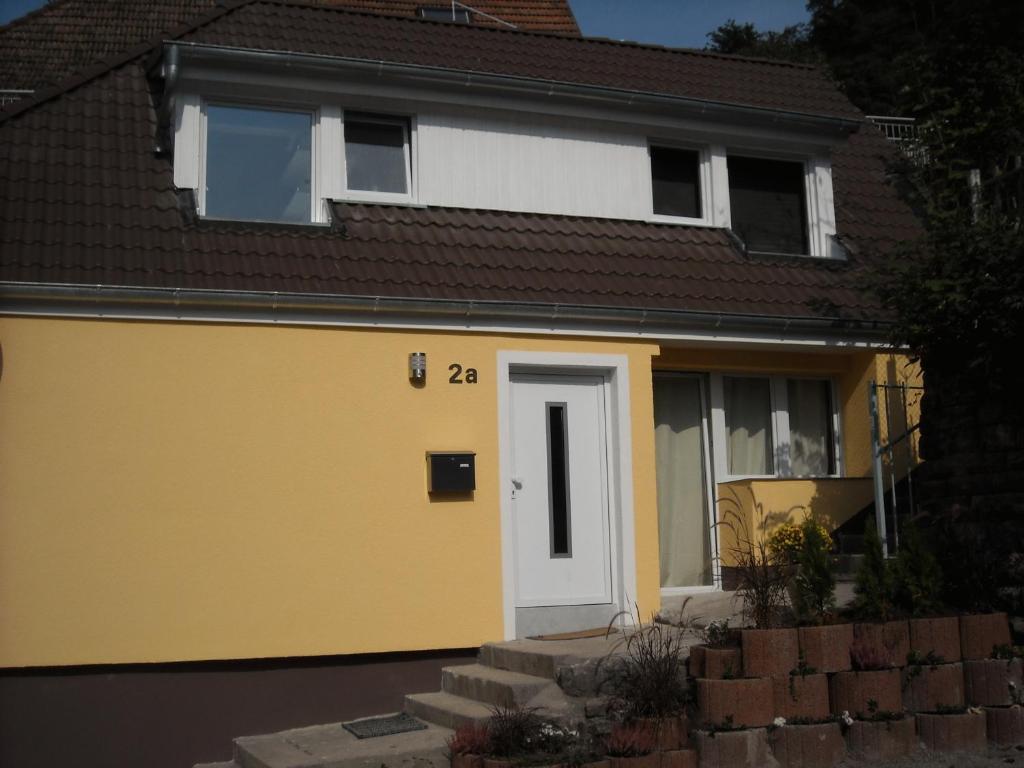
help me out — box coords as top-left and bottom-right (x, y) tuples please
(0, 313), (917, 668)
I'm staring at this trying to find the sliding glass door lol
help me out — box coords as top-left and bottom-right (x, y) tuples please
(653, 374), (716, 589)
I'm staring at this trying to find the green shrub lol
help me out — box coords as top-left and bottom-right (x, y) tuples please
(792, 516), (836, 624)
(851, 521), (895, 621)
(892, 522), (944, 617)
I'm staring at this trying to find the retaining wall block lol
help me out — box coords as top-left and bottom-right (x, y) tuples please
(608, 754), (660, 768)
(697, 678), (774, 728)
(769, 723), (846, 768)
(635, 715), (689, 751)
(772, 674), (830, 721)
(843, 718), (917, 760)
(660, 749), (698, 768)
(901, 662), (965, 713)
(916, 711), (987, 752)
(908, 617), (962, 662)
(852, 621), (910, 668)
(964, 658), (1023, 706)
(960, 613), (1011, 660)
(798, 624), (853, 674)
(742, 629), (799, 679)
(829, 669), (901, 718)
(693, 728), (779, 768)
(690, 647), (743, 681)
(984, 705), (1024, 746)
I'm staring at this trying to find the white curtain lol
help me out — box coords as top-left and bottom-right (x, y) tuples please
(724, 376), (774, 475)
(654, 378), (712, 587)
(788, 379), (834, 476)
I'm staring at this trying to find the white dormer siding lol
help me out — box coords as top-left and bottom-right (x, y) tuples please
(417, 111), (654, 220)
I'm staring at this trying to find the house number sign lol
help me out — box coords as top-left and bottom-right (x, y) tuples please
(448, 363), (479, 384)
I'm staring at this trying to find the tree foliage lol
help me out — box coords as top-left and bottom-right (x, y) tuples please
(705, 19), (819, 64)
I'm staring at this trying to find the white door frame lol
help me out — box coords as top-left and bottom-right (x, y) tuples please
(497, 351), (637, 641)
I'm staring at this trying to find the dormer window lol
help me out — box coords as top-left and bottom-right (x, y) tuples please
(344, 113), (411, 198)
(203, 104), (314, 224)
(727, 155), (810, 256)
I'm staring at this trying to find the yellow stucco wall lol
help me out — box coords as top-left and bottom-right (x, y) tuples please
(0, 316), (661, 668)
(715, 478), (875, 565)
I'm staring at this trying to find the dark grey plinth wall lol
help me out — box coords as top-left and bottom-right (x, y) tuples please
(0, 649), (476, 768)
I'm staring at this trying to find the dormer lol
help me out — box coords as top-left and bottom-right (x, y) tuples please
(162, 13), (859, 259)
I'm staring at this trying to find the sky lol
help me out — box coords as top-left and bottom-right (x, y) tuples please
(1, 0), (811, 45)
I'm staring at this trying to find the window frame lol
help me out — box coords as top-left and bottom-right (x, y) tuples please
(198, 99), (323, 225)
(723, 148), (838, 259)
(647, 140), (714, 226)
(710, 372), (842, 482)
(340, 110), (417, 205)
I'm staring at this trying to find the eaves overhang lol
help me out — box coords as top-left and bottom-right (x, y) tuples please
(0, 282), (893, 347)
(160, 41), (863, 138)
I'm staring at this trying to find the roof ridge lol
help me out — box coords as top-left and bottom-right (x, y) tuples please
(248, 0), (821, 71)
(0, 0), (255, 126)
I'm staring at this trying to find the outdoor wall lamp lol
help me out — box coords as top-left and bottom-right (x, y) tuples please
(408, 352), (427, 383)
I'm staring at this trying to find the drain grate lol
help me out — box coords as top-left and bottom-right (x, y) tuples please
(342, 712), (428, 739)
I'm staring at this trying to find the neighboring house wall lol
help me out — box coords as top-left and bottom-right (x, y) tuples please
(0, 315), (661, 667)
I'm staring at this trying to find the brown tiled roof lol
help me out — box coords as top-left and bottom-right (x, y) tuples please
(0, 49), (920, 322)
(177, 1), (859, 120)
(0, 0), (579, 92)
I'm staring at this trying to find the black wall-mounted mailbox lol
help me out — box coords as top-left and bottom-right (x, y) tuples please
(427, 452), (476, 493)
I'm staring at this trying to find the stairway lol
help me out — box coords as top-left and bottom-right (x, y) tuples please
(198, 636), (619, 768)
(404, 639), (605, 729)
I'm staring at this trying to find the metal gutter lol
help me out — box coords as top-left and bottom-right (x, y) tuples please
(164, 42), (862, 136)
(0, 282), (892, 344)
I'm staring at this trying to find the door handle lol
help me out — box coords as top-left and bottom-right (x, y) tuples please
(511, 477), (523, 499)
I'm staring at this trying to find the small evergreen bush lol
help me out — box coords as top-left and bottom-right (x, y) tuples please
(892, 522), (944, 617)
(851, 521), (895, 621)
(792, 516), (836, 624)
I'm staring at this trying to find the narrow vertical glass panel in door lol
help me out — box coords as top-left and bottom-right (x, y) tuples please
(546, 403), (572, 557)
(654, 377), (713, 587)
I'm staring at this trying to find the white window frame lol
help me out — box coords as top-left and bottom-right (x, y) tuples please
(710, 372), (842, 482)
(340, 110), (417, 205)
(647, 141), (714, 226)
(723, 149), (838, 259)
(173, 95), (419, 224)
(197, 99), (324, 225)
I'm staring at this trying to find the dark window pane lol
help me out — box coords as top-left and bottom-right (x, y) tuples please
(728, 155), (808, 254)
(651, 146), (702, 218)
(206, 106), (311, 223)
(345, 116), (409, 194)
(546, 403), (572, 557)
(418, 6), (471, 22)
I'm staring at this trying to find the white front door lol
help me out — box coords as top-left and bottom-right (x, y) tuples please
(509, 373), (614, 633)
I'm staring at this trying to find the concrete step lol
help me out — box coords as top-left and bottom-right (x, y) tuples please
(234, 717), (451, 768)
(479, 634), (624, 680)
(442, 663), (555, 707)
(404, 691), (493, 730)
